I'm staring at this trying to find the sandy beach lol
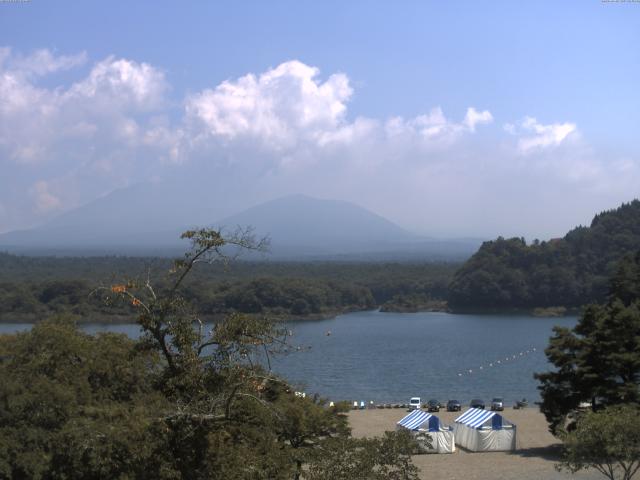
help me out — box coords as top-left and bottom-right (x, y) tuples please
(348, 407), (616, 480)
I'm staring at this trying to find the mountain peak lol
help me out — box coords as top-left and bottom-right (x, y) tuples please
(216, 195), (414, 250)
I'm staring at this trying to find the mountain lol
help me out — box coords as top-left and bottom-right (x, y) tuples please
(215, 195), (482, 259)
(216, 194), (410, 252)
(0, 190), (481, 259)
(0, 181), (238, 255)
(448, 200), (640, 310)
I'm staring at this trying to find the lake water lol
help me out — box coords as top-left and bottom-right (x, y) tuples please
(0, 310), (577, 406)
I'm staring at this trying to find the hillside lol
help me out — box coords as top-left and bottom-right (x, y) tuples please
(448, 200), (640, 310)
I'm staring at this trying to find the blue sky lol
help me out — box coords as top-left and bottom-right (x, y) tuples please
(1, 1), (639, 237)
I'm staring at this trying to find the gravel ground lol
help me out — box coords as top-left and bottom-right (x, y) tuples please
(348, 408), (618, 480)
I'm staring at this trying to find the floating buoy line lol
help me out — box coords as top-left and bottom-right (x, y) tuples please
(455, 347), (538, 378)
(278, 330), (541, 380)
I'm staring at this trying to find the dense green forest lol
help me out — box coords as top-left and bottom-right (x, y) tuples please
(0, 253), (457, 322)
(449, 200), (640, 310)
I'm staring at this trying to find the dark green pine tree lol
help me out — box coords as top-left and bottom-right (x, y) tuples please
(609, 251), (640, 307)
(536, 251), (640, 435)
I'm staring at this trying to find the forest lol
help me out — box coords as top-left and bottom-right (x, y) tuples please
(0, 253), (457, 322)
(448, 200), (640, 311)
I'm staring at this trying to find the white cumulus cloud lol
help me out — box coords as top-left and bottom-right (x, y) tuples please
(179, 60), (493, 171)
(0, 48), (173, 225)
(384, 106), (492, 147)
(505, 116), (577, 154)
(0, 49), (170, 164)
(185, 60), (352, 150)
(463, 107), (493, 132)
(67, 56), (168, 110)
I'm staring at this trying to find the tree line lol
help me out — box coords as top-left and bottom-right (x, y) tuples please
(0, 255), (456, 322)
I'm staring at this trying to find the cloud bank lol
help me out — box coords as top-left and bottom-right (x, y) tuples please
(1, 47), (638, 238)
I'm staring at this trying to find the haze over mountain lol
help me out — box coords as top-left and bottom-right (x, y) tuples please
(0, 191), (482, 259)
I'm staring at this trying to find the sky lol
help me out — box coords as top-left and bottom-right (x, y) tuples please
(1, 0), (639, 239)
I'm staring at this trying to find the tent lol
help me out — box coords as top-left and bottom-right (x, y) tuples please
(453, 408), (516, 452)
(396, 409), (455, 453)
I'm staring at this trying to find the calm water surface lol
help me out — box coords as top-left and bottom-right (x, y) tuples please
(0, 310), (576, 405)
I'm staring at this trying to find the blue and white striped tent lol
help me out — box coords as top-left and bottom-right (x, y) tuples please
(396, 410), (455, 453)
(397, 410), (439, 431)
(455, 408), (503, 429)
(453, 408), (516, 451)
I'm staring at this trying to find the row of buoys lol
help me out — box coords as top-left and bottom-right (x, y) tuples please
(323, 399), (529, 410)
(301, 398), (398, 410)
(351, 401), (404, 410)
(456, 347), (538, 377)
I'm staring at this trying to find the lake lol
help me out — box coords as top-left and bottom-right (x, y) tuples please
(0, 310), (577, 406)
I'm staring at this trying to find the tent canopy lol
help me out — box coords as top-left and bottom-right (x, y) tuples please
(397, 410), (444, 432)
(455, 408), (511, 430)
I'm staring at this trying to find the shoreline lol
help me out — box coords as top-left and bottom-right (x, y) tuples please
(0, 305), (582, 325)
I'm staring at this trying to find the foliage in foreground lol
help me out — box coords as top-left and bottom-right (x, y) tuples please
(305, 431), (419, 480)
(536, 252), (640, 435)
(557, 405), (640, 480)
(0, 319), (168, 479)
(0, 228), (419, 479)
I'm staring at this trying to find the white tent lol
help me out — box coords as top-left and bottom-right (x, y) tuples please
(453, 408), (516, 452)
(396, 410), (455, 454)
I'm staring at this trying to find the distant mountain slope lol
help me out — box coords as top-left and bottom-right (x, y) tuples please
(0, 181), (227, 252)
(216, 194), (415, 253)
(448, 200), (640, 310)
(0, 191), (481, 259)
(214, 195), (482, 259)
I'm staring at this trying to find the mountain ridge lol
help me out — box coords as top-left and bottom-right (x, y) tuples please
(0, 191), (481, 259)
